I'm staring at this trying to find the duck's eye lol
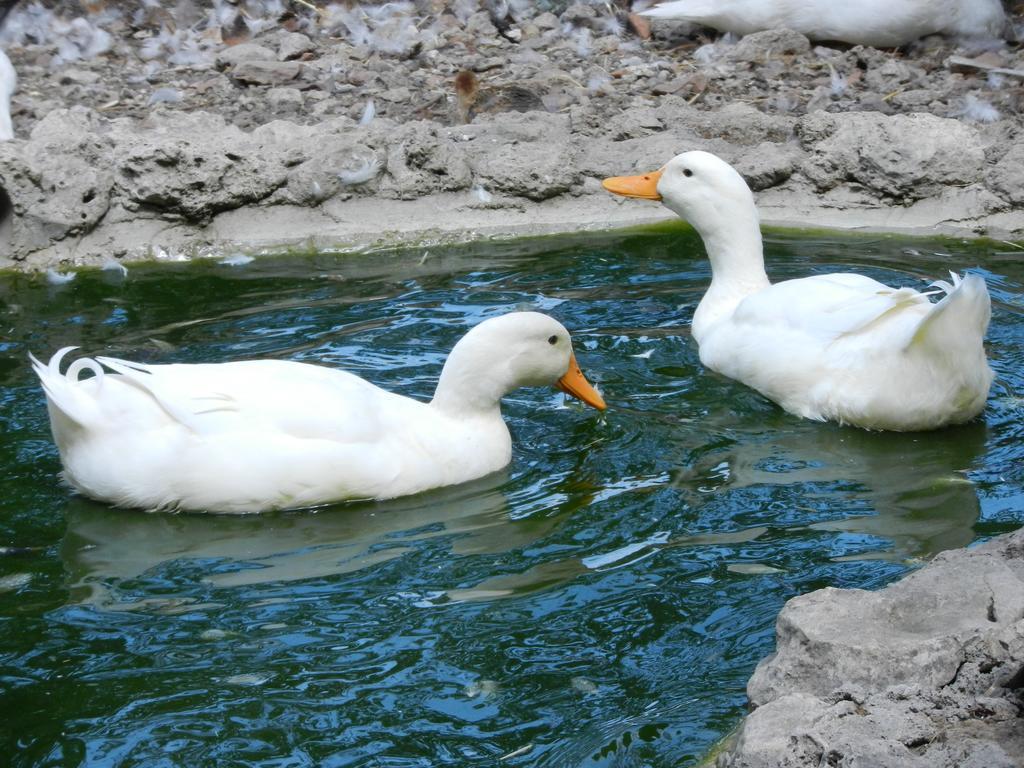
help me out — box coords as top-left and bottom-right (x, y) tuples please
(682, 168), (693, 178)
(548, 335), (558, 345)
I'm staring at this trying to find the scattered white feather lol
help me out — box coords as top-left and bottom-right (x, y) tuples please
(101, 257), (128, 277)
(829, 68), (847, 97)
(956, 93), (1000, 123)
(219, 253), (254, 266)
(49, 16), (112, 67)
(139, 27), (213, 68)
(596, 14), (623, 37)
(337, 155), (381, 186)
(987, 72), (1006, 89)
(0, 3), (57, 47)
(452, 0), (480, 24)
(571, 27), (592, 57)
(586, 72), (612, 94)
(153, 245), (189, 262)
(359, 99), (375, 126)
(148, 87), (182, 106)
(631, 349), (654, 359)
(471, 184), (493, 203)
(693, 32), (738, 66)
(46, 268), (77, 285)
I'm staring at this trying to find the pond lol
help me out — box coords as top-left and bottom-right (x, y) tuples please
(1, 225), (1022, 767)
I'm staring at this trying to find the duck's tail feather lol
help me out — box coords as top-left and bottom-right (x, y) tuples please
(94, 355), (205, 431)
(30, 347), (106, 428)
(907, 271), (991, 355)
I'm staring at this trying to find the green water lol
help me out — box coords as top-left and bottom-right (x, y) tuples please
(1, 226), (1022, 767)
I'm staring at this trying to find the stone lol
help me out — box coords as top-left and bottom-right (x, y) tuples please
(730, 28), (811, 63)
(560, 3), (597, 26)
(109, 111), (287, 222)
(719, 529), (1024, 768)
(230, 61), (302, 87)
(266, 87), (304, 111)
(460, 112), (580, 201)
(278, 32), (315, 61)
(605, 108), (663, 141)
(379, 122), (472, 200)
(0, 108), (113, 260)
(732, 142), (800, 191)
(986, 143), (1024, 205)
(662, 101), (797, 145)
(533, 12), (560, 30)
(798, 111), (986, 200)
(215, 42), (276, 69)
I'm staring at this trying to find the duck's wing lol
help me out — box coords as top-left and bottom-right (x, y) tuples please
(92, 356), (414, 444)
(731, 273), (933, 344)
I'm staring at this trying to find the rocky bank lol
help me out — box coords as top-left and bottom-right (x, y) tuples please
(0, 1), (1022, 270)
(717, 529), (1024, 768)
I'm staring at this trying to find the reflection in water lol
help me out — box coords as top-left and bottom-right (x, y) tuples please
(682, 420), (988, 562)
(59, 472), (568, 607)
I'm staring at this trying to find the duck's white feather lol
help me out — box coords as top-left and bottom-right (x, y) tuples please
(33, 312), (602, 513)
(605, 151), (993, 431)
(643, 0), (1007, 46)
(699, 272), (991, 429)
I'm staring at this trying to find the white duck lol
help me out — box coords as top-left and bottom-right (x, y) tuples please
(603, 151), (993, 431)
(642, 0), (1008, 47)
(32, 311), (606, 514)
(0, 49), (15, 141)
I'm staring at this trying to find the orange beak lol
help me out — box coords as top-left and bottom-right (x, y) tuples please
(556, 351), (607, 411)
(602, 169), (663, 200)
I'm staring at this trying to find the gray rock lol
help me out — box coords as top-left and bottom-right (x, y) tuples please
(730, 28), (811, 63)
(278, 32), (315, 61)
(719, 529), (1024, 768)
(606, 108), (663, 141)
(732, 142), (800, 191)
(533, 12), (560, 30)
(110, 111), (286, 222)
(231, 61), (302, 87)
(986, 143), (1024, 205)
(380, 122), (472, 200)
(460, 113), (580, 201)
(266, 87), (304, 112)
(560, 3), (597, 26)
(798, 111), (986, 200)
(0, 107), (113, 261)
(662, 100), (796, 145)
(215, 43), (276, 69)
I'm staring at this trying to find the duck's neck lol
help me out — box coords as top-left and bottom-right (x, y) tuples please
(691, 213), (770, 342)
(430, 355), (507, 417)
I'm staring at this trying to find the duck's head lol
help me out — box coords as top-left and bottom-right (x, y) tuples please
(434, 312), (606, 412)
(602, 151), (756, 237)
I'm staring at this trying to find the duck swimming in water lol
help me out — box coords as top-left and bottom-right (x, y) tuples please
(603, 151), (992, 431)
(32, 311), (606, 514)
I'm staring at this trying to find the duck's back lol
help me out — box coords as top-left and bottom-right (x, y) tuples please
(644, 0), (1005, 46)
(696, 273), (993, 430)
(38, 356), (439, 512)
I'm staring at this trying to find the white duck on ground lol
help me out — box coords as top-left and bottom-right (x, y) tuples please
(0, 48), (15, 141)
(32, 311), (606, 514)
(603, 151), (993, 432)
(642, 0), (1008, 47)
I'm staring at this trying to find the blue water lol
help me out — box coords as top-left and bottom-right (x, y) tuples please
(0, 225), (1021, 766)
